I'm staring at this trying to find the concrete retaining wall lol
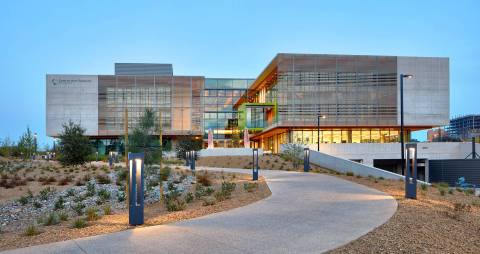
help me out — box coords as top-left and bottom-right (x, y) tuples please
(308, 149), (404, 180)
(199, 148), (264, 157)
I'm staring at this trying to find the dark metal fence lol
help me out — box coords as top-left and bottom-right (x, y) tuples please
(429, 159), (480, 186)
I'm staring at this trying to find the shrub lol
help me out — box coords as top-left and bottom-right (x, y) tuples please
(95, 174), (111, 184)
(54, 196), (65, 210)
(185, 192), (194, 203)
(103, 205), (112, 215)
(24, 224), (41, 236)
(18, 196), (29, 205)
(160, 167), (171, 181)
(97, 188), (111, 201)
(378, 176), (385, 180)
(202, 196), (216, 206)
(243, 182), (258, 193)
(86, 207), (99, 221)
(420, 183), (428, 191)
(205, 187), (214, 195)
(58, 211), (69, 221)
(72, 202), (86, 215)
(281, 143), (303, 169)
(439, 188), (446, 196)
(117, 190), (126, 202)
(438, 182), (449, 188)
(43, 212), (60, 226)
(58, 176), (73, 186)
(164, 191), (186, 211)
(86, 182), (96, 196)
(465, 188), (475, 196)
(196, 171), (212, 186)
(472, 200), (480, 207)
(448, 188), (454, 195)
(33, 201), (42, 209)
(346, 171), (354, 177)
(221, 181), (236, 198)
(65, 188), (76, 197)
(117, 169), (128, 182)
(39, 187), (55, 200)
(72, 218), (88, 229)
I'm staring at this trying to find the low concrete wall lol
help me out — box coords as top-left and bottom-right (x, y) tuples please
(308, 149), (404, 180)
(307, 142), (479, 166)
(199, 148), (264, 157)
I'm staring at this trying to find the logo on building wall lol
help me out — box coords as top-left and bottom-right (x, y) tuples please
(51, 78), (92, 86)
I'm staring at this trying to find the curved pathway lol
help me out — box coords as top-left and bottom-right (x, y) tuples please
(2, 168), (397, 254)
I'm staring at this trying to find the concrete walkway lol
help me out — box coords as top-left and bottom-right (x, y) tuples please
(2, 168), (397, 254)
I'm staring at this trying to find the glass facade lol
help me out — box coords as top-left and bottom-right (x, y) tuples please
(239, 54), (406, 152)
(98, 75), (203, 136)
(258, 54), (398, 127)
(203, 78), (253, 147)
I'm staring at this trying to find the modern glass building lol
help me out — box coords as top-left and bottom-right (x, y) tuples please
(46, 54), (449, 154)
(234, 54), (449, 152)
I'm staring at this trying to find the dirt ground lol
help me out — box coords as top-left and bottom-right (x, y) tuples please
(0, 166), (271, 251)
(202, 154), (480, 253)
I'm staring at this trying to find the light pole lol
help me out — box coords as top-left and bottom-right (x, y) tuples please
(400, 74), (413, 175)
(34, 132), (37, 158)
(317, 115), (326, 151)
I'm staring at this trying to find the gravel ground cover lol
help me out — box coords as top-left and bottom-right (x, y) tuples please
(0, 158), (271, 252)
(326, 173), (480, 254)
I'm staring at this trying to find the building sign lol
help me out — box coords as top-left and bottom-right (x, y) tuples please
(51, 78), (93, 86)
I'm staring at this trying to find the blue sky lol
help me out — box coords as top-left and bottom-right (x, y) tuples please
(0, 0), (479, 147)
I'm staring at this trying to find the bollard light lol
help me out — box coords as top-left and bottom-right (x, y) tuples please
(304, 148), (310, 172)
(185, 151), (190, 166)
(252, 148), (259, 181)
(128, 153), (145, 225)
(190, 150), (196, 171)
(405, 143), (417, 199)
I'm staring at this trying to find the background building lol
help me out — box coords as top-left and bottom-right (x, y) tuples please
(447, 114), (480, 141)
(427, 128), (449, 142)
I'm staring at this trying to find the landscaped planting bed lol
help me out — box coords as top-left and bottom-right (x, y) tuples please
(0, 158), (271, 251)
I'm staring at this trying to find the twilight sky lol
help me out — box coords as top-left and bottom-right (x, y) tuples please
(0, 0), (479, 147)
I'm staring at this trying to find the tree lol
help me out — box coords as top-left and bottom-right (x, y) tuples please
(0, 137), (18, 157)
(17, 127), (35, 159)
(281, 143), (304, 170)
(129, 108), (162, 165)
(175, 136), (202, 160)
(57, 120), (92, 166)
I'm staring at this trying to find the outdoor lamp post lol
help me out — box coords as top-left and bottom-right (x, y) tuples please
(405, 143), (418, 199)
(33, 132), (37, 159)
(304, 148), (310, 172)
(252, 148), (259, 181)
(400, 74), (413, 175)
(128, 152), (145, 225)
(317, 115), (326, 151)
